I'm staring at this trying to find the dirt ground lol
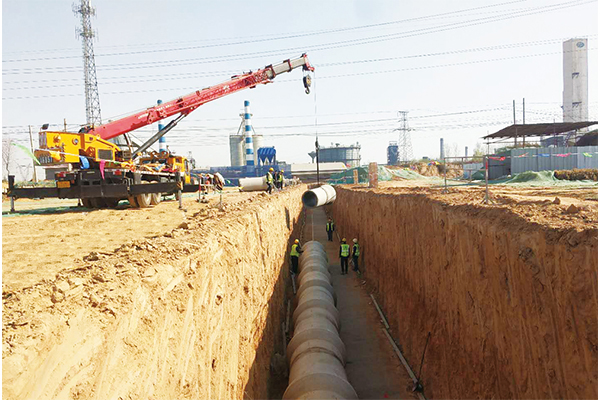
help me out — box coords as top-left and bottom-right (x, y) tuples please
(2, 186), (303, 400)
(330, 182), (598, 399)
(2, 178), (597, 399)
(2, 190), (259, 292)
(375, 180), (598, 230)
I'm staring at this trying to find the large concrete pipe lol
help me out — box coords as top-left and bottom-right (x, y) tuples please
(301, 184), (336, 208)
(296, 271), (337, 304)
(284, 240), (358, 400)
(299, 245), (328, 268)
(239, 176), (267, 192)
(298, 264), (331, 282)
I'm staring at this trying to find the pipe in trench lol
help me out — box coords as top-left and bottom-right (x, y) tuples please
(301, 185), (336, 208)
(283, 240), (358, 399)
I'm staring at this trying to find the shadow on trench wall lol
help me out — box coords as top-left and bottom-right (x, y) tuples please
(241, 206), (303, 400)
(329, 187), (598, 399)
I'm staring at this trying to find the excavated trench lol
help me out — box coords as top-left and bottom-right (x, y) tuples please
(4, 183), (597, 400)
(329, 186), (598, 399)
(2, 186), (305, 400)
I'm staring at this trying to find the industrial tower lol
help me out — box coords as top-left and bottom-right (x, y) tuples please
(396, 111), (413, 163)
(73, 0), (102, 127)
(562, 38), (588, 122)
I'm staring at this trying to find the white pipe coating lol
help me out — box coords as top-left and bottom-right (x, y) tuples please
(302, 184), (337, 208)
(239, 176), (267, 192)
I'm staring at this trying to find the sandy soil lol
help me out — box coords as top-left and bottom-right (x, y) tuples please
(2, 190), (259, 292)
(375, 180), (598, 231)
(2, 186), (304, 400)
(330, 184), (598, 399)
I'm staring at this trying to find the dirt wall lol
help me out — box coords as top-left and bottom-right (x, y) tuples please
(3, 186), (305, 400)
(330, 186), (597, 399)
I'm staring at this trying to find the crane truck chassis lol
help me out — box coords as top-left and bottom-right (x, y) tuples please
(7, 169), (196, 209)
(6, 54), (314, 210)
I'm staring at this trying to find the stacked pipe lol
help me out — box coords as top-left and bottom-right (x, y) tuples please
(283, 241), (358, 399)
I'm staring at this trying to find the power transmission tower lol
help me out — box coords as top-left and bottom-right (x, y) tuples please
(73, 0), (102, 127)
(395, 111), (413, 163)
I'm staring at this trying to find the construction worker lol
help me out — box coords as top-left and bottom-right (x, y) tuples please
(290, 239), (303, 274)
(326, 218), (335, 242)
(277, 170), (284, 189)
(352, 238), (360, 272)
(266, 167), (274, 194)
(340, 238), (350, 275)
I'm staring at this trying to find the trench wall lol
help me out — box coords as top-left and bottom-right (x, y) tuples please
(2, 186), (304, 400)
(330, 187), (597, 399)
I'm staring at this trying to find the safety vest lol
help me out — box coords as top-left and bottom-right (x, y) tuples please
(291, 244), (300, 257)
(278, 173), (284, 182)
(353, 243), (360, 256)
(266, 172), (273, 183)
(340, 244), (350, 257)
(326, 222), (334, 232)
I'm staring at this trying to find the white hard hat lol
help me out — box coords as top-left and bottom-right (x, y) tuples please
(353, 238), (358, 243)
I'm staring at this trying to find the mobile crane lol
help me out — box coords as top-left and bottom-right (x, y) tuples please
(8, 54), (314, 209)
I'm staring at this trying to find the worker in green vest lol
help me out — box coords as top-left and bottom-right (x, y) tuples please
(290, 239), (303, 274)
(352, 238), (360, 272)
(326, 218), (335, 242)
(266, 167), (274, 194)
(277, 170), (284, 189)
(339, 238), (350, 275)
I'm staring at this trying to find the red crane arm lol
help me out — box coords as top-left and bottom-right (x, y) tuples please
(92, 54), (314, 141)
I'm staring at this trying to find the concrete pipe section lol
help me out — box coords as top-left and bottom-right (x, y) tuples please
(283, 240), (358, 400)
(301, 184), (336, 208)
(239, 176), (267, 192)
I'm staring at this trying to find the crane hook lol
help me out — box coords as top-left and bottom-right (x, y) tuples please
(303, 74), (312, 95)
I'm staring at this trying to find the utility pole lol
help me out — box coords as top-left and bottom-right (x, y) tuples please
(513, 100), (517, 147)
(396, 111), (413, 164)
(28, 125), (38, 182)
(522, 98), (526, 148)
(315, 138), (320, 185)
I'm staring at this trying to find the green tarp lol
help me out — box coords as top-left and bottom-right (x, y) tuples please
(327, 166), (430, 184)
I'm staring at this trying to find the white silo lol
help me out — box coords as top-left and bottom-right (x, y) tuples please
(229, 134), (244, 167)
(252, 134), (264, 165)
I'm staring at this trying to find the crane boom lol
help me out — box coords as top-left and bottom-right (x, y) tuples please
(92, 54), (314, 141)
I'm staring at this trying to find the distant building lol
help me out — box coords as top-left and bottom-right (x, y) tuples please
(308, 143), (361, 167)
(563, 38), (588, 122)
(387, 142), (399, 165)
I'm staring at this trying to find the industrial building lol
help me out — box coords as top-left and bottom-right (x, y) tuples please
(387, 142), (399, 165)
(308, 143), (361, 167)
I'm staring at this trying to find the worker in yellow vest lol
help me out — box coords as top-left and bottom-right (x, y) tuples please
(352, 238), (360, 272)
(326, 218), (335, 242)
(339, 238), (350, 275)
(266, 168), (274, 194)
(290, 239), (303, 274)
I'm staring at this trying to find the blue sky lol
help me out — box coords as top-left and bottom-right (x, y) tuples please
(2, 0), (598, 176)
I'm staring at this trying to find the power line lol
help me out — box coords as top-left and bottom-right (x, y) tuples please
(3, 0), (594, 75)
(5, 47), (596, 100)
(2, 0), (529, 62)
(6, 35), (594, 87)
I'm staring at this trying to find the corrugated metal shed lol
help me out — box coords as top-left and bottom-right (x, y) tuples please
(484, 122), (597, 139)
